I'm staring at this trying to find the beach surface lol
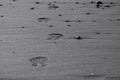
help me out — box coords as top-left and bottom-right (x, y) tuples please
(0, 0), (120, 80)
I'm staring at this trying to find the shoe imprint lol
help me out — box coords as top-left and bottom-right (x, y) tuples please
(29, 56), (48, 67)
(47, 33), (63, 40)
(37, 17), (50, 23)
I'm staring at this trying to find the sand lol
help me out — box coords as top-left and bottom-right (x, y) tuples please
(0, 0), (120, 80)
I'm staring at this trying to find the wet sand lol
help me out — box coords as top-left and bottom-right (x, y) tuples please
(0, 0), (120, 80)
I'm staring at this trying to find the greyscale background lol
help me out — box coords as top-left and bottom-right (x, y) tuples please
(0, 0), (120, 80)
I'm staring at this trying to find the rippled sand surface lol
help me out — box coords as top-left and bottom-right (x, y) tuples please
(0, 0), (120, 80)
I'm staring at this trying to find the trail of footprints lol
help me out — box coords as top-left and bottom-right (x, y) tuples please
(0, 0), (120, 79)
